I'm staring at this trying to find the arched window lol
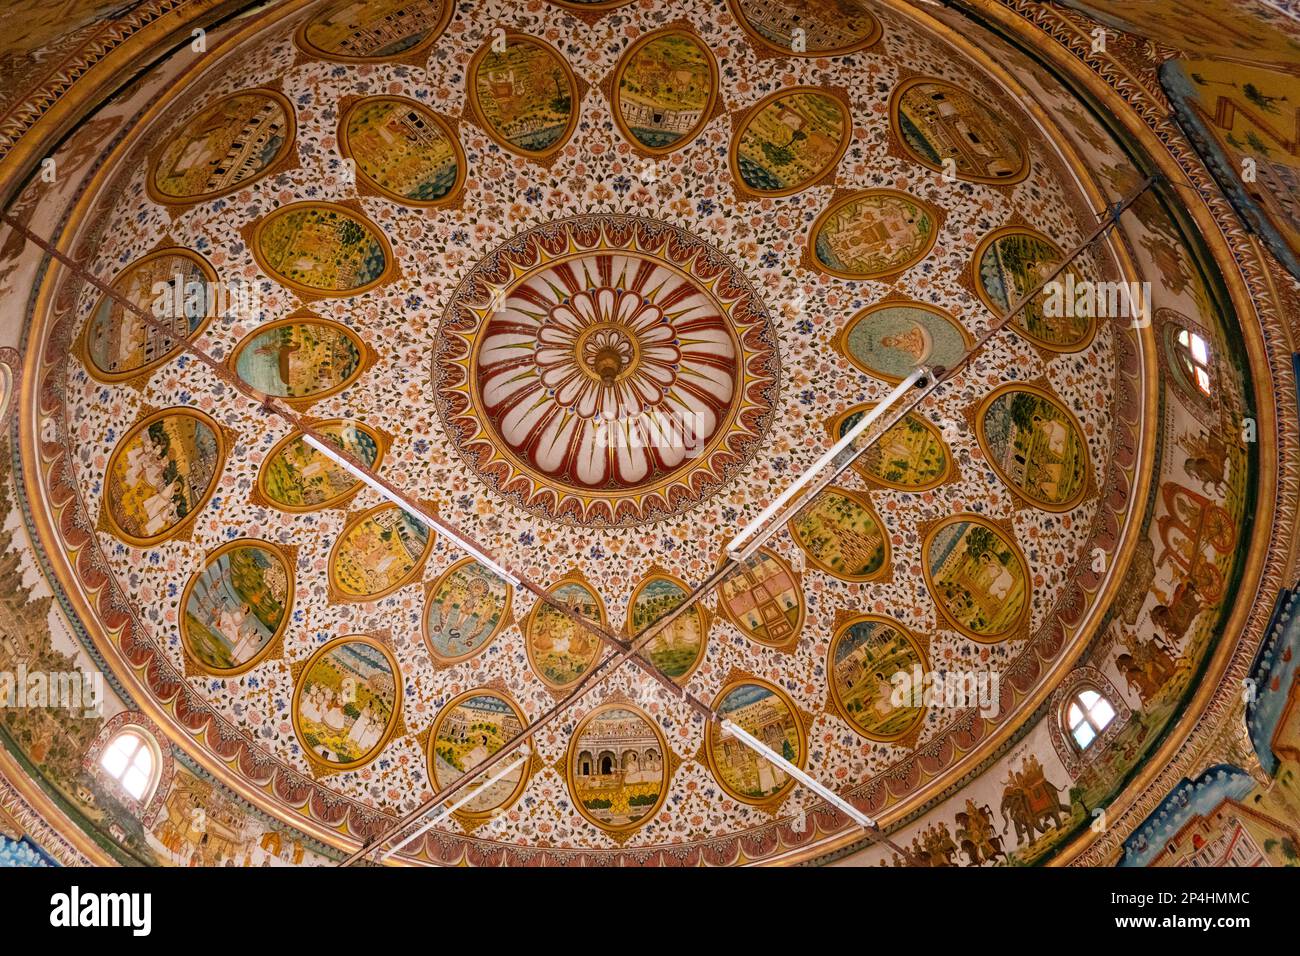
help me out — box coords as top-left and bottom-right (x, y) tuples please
(1065, 689), (1116, 750)
(98, 729), (158, 801)
(1172, 327), (1213, 397)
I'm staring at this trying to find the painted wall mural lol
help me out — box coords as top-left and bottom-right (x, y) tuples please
(730, 87), (850, 196)
(147, 89), (296, 205)
(829, 614), (928, 742)
(429, 690), (528, 820)
(467, 33), (579, 160)
(726, 0), (882, 57)
(257, 420), (385, 512)
(706, 679), (806, 806)
(975, 384), (1091, 511)
(292, 636), (402, 772)
(249, 202), (393, 296)
(922, 515), (1029, 643)
(294, 0), (453, 63)
(102, 408), (226, 546)
(339, 96), (464, 206)
(809, 190), (941, 280)
(890, 77), (1029, 184)
(611, 28), (717, 154)
(525, 574), (605, 690)
(229, 314), (372, 404)
(326, 504), (433, 602)
(974, 226), (1095, 352)
(181, 539), (293, 677)
(422, 559), (513, 666)
(835, 302), (970, 383)
(567, 703), (669, 833)
(80, 249), (216, 383)
(10, 0), (1266, 869)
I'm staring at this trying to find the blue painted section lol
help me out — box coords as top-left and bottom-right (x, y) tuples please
(1247, 587), (1300, 775)
(0, 832), (57, 867)
(1119, 765), (1256, 867)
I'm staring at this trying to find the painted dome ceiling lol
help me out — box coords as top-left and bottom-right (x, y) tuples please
(0, 0), (1293, 870)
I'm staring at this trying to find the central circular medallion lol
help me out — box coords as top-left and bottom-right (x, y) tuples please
(434, 216), (780, 526)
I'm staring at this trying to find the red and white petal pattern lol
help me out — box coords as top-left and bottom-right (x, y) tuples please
(436, 216), (780, 526)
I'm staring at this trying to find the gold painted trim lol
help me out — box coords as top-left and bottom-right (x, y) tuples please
(728, 86), (852, 199)
(827, 613), (930, 743)
(178, 537), (295, 678)
(920, 513), (1030, 644)
(256, 419), (388, 513)
(338, 95), (466, 208)
(427, 688), (530, 822)
(247, 200), (397, 299)
(465, 32), (580, 162)
(807, 189), (944, 281)
(971, 224), (1098, 354)
(421, 556), (515, 667)
(77, 246), (219, 384)
(705, 677), (808, 808)
(609, 27), (719, 157)
(566, 700), (670, 835)
(145, 86), (298, 206)
(290, 635), (404, 773)
(888, 75), (1030, 185)
(832, 300), (972, 385)
(973, 381), (1092, 513)
(787, 485), (892, 582)
(100, 406), (228, 548)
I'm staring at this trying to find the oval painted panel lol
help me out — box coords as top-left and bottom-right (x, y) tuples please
(974, 227), (1094, 352)
(789, 486), (889, 581)
(468, 34), (578, 159)
(728, 0), (882, 56)
(83, 248), (216, 382)
(731, 87), (850, 196)
(149, 90), (295, 203)
(891, 78), (1028, 184)
(568, 703), (668, 832)
(837, 302), (970, 383)
(831, 404), (954, 492)
(327, 504), (433, 602)
(976, 384), (1091, 511)
(251, 202), (392, 297)
(429, 690), (528, 818)
(422, 558), (513, 665)
(526, 576), (605, 689)
(612, 29), (717, 154)
(296, 0), (452, 61)
(829, 614), (927, 741)
(706, 680), (806, 805)
(181, 539), (292, 676)
(810, 190), (940, 279)
(627, 572), (709, 681)
(922, 515), (1029, 642)
(341, 96), (464, 205)
(258, 420), (383, 512)
(717, 548), (804, 648)
(292, 636), (401, 771)
(231, 316), (368, 402)
(104, 408), (225, 546)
